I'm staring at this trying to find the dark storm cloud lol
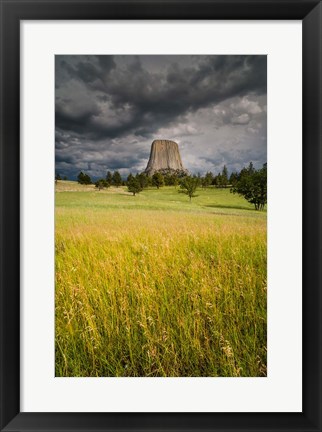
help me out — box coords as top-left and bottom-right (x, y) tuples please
(56, 55), (266, 140)
(55, 55), (267, 179)
(202, 144), (267, 172)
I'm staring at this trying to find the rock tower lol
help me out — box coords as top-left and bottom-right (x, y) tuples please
(144, 139), (188, 176)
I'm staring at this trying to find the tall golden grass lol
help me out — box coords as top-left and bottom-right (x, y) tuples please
(55, 185), (267, 377)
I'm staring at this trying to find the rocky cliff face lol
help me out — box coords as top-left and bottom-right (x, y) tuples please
(144, 140), (188, 176)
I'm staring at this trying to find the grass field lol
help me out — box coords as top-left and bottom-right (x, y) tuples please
(55, 181), (267, 377)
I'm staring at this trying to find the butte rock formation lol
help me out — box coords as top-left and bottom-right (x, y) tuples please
(144, 139), (188, 176)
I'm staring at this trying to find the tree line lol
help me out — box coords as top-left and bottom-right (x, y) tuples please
(62, 162), (267, 210)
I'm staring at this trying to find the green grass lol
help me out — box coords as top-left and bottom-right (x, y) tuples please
(55, 182), (267, 377)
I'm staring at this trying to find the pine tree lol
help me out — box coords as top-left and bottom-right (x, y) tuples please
(127, 177), (143, 196)
(152, 172), (164, 189)
(222, 165), (228, 188)
(77, 172), (92, 185)
(112, 171), (122, 187)
(106, 171), (113, 186)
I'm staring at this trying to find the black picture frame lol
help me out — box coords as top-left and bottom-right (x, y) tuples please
(1, 1), (321, 431)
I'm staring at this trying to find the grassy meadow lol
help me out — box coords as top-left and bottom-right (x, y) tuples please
(55, 181), (267, 377)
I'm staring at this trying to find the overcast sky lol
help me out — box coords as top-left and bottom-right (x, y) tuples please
(55, 55), (267, 179)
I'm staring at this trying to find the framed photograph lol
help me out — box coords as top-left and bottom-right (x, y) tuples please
(1, 0), (321, 431)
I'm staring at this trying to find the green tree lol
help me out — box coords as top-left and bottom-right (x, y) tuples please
(77, 171), (92, 185)
(106, 171), (113, 186)
(137, 173), (149, 189)
(192, 173), (202, 187)
(127, 176), (143, 196)
(112, 171), (122, 187)
(77, 171), (85, 184)
(152, 172), (164, 189)
(179, 176), (199, 202)
(202, 171), (214, 188)
(229, 171), (238, 186)
(164, 174), (172, 186)
(231, 163), (267, 210)
(197, 172), (202, 185)
(172, 175), (179, 189)
(164, 174), (179, 187)
(221, 165), (229, 188)
(248, 161), (255, 175)
(214, 173), (222, 188)
(95, 179), (109, 190)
